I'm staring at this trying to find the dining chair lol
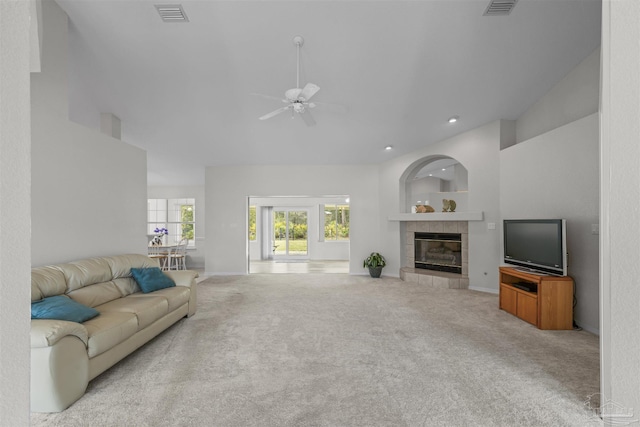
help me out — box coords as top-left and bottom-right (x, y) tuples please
(167, 239), (188, 270)
(148, 244), (169, 270)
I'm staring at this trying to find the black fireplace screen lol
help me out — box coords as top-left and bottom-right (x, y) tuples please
(415, 232), (462, 274)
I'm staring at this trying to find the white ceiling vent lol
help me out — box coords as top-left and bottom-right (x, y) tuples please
(483, 0), (518, 16)
(155, 4), (189, 22)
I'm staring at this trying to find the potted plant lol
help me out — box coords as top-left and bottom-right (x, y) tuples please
(363, 252), (386, 278)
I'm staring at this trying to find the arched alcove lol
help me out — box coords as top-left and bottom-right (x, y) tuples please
(400, 155), (469, 213)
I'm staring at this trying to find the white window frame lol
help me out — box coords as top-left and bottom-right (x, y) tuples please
(321, 204), (350, 242)
(148, 198), (196, 247)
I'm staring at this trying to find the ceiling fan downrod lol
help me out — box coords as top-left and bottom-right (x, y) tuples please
(293, 35), (304, 90)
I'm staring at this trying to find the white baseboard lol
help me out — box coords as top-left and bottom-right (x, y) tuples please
(577, 323), (600, 336)
(350, 272), (401, 278)
(204, 271), (246, 276)
(469, 286), (499, 294)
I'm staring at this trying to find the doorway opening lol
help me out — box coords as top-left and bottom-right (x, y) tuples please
(248, 196), (350, 274)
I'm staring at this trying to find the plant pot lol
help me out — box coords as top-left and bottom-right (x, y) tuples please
(368, 266), (383, 278)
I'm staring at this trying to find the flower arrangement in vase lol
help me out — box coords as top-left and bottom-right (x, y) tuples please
(151, 227), (168, 246)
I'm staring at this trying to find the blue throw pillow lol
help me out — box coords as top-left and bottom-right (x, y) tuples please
(31, 295), (100, 323)
(130, 267), (176, 293)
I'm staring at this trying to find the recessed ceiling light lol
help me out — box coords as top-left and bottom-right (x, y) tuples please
(448, 116), (459, 124)
(428, 174), (433, 177)
(442, 168), (446, 171)
(385, 145), (393, 150)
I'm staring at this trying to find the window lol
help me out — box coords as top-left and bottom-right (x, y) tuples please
(324, 204), (349, 241)
(249, 206), (256, 241)
(148, 198), (195, 246)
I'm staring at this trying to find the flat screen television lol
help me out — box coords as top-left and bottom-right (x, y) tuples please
(503, 219), (568, 276)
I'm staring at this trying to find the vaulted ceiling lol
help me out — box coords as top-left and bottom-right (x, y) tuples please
(57, 0), (601, 185)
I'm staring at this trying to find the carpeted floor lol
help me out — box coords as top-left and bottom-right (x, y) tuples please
(31, 274), (601, 426)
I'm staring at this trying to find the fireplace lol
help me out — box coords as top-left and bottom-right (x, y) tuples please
(414, 232), (462, 274)
(400, 221), (469, 289)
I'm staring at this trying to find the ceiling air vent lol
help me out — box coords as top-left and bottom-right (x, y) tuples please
(483, 0), (518, 16)
(155, 4), (189, 23)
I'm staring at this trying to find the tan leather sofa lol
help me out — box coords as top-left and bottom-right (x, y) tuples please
(30, 254), (198, 412)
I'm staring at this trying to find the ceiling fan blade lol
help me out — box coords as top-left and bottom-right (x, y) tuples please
(250, 93), (288, 103)
(299, 83), (320, 101)
(298, 109), (316, 126)
(259, 106), (290, 120)
(285, 88), (302, 101)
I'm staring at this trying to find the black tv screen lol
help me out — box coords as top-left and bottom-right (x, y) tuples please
(503, 219), (567, 276)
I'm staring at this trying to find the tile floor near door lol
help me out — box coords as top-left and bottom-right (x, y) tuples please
(250, 260), (349, 274)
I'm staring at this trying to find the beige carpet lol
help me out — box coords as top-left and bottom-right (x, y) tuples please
(31, 274), (601, 426)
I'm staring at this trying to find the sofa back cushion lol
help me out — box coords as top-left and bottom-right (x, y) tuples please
(67, 281), (122, 308)
(31, 266), (67, 302)
(112, 277), (140, 296)
(105, 254), (158, 280)
(58, 258), (113, 292)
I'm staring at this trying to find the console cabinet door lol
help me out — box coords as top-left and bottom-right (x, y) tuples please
(500, 284), (517, 316)
(517, 292), (538, 326)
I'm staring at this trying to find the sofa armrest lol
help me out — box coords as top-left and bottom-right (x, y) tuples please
(163, 270), (198, 287)
(31, 319), (88, 348)
(163, 270), (198, 317)
(31, 335), (89, 412)
(31, 320), (90, 412)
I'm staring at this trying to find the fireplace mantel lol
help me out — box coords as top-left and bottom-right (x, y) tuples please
(388, 212), (483, 222)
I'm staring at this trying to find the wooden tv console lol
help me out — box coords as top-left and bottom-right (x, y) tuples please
(499, 267), (574, 330)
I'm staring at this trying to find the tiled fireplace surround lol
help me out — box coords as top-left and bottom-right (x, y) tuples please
(400, 221), (469, 289)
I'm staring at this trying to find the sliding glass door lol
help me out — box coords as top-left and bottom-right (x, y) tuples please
(273, 210), (308, 257)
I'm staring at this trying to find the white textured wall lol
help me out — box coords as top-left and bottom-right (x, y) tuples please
(379, 121), (502, 290)
(0, 1), (31, 424)
(147, 186), (206, 269)
(205, 165), (379, 275)
(408, 177), (441, 209)
(501, 114), (599, 333)
(31, 0), (147, 267)
(516, 48), (600, 143)
(600, 0), (640, 418)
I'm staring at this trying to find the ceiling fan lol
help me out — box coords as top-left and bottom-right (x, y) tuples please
(252, 36), (329, 127)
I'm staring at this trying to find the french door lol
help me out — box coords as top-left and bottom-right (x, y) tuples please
(272, 210), (308, 258)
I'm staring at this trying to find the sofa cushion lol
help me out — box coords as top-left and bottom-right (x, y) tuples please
(112, 277), (140, 297)
(130, 267), (176, 293)
(67, 281), (122, 308)
(57, 258), (113, 292)
(31, 295), (100, 323)
(129, 286), (190, 313)
(105, 254), (160, 280)
(31, 266), (68, 301)
(83, 311), (138, 358)
(96, 295), (169, 330)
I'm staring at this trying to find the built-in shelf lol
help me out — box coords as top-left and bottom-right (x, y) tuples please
(388, 212), (484, 222)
